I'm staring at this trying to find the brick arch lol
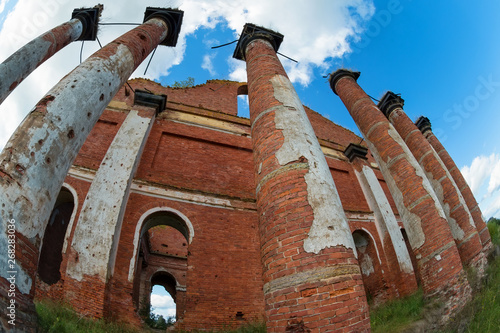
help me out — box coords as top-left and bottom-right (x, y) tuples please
(60, 183), (79, 253)
(38, 184), (77, 285)
(352, 228), (386, 303)
(128, 207), (194, 282)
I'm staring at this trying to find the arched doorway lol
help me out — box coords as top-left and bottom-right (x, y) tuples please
(38, 186), (76, 285)
(352, 229), (386, 303)
(132, 210), (190, 325)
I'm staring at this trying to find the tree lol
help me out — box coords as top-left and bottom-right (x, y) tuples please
(172, 77), (195, 88)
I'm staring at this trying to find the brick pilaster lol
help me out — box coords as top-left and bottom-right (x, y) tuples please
(235, 25), (370, 332)
(330, 70), (471, 320)
(416, 116), (493, 253)
(345, 144), (418, 298)
(378, 93), (485, 273)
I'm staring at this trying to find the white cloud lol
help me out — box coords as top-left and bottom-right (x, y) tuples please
(201, 53), (217, 75)
(0, 0), (375, 150)
(461, 153), (500, 219)
(150, 293), (176, 318)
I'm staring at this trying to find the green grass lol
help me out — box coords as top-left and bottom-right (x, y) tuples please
(443, 222), (500, 333)
(36, 299), (266, 332)
(370, 221), (500, 333)
(36, 300), (141, 333)
(369, 288), (425, 333)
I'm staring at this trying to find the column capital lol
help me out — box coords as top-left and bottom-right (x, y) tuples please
(415, 116), (432, 134)
(232, 23), (284, 61)
(328, 69), (360, 95)
(378, 91), (404, 118)
(143, 7), (183, 46)
(71, 6), (102, 41)
(344, 143), (368, 162)
(134, 89), (167, 114)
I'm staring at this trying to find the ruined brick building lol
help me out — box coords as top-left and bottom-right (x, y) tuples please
(0, 7), (493, 333)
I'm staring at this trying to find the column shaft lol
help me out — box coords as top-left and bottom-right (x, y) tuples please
(348, 147), (418, 297)
(65, 105), (156, 317)
(381, 98), (485, 271)
(0, 17), (168, 331)
(244, 38), (369, 332)
(418, 118), (492, 252)
(330, 71), (471, 320)
(0, 19), (83, 105)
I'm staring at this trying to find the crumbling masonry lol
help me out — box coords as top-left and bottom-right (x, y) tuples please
(0, 8), (492, 333)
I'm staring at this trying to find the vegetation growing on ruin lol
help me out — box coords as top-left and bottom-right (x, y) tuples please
(371, 219), (500, 333)
(36, 300), (140, 333)
(369, 288), (425, 333)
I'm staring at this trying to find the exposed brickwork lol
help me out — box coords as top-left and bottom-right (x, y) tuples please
(422, 126), (493, 253)
(331, 71), (472, 319)
(21, 61), (486, 332)
(244, 39), (370, 332)
(385, 106), (484, 269)
(350, 156), (418, 299)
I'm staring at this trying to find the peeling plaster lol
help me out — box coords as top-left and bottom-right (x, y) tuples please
(66, 110), (154, 282)
(0, 18), (83, 104)
(430, 146), (475, 229)
(356, 166), (414, 273)
(364, 136), (426, 250)
(424, 167), (465, 241)
(270, 75), (355, 255)
(60, 183), (79, 253)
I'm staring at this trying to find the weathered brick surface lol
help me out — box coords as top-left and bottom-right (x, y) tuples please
(423, 129), (492, 252)
(350, 157), (418, 299)
(245, 39), (370, 332)
(26, 64), (485, 331)
(387, 108), (484, 268)
(332, 73), (471, 318)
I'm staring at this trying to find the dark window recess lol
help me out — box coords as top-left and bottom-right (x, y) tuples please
(38, 200), (74, 285)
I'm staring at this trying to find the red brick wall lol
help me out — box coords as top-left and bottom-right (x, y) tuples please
(32, 77), (426, 331)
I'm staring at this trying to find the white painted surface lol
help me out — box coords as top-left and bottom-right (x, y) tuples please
(364, 127), (427, 251)
(61, 183), (79, 253)
(356, 165), (414, 273)
(0, 18), (167, 293)
(0, 18), (83, 104)
(128, 207), (194, 282)
(270, 75), (356, 255)
(66, 110), (154, 281)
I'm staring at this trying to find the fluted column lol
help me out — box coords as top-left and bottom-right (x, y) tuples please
(345, 143), (418, 297)
(0, 7), (101, 105)
(329, 69), (471, 321)
(234, 25), (370, 332)
(379, 92), (486, 273)
(0, 8), (182, 332)
(416, 116), (493, 253)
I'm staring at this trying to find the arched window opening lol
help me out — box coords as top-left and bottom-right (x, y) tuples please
(38, 187), (75, 285)
(237, 84), (249, 118)
(134, 210), (189, 327)
(352, 230), (386, 304)
(401, 229), (421, 286)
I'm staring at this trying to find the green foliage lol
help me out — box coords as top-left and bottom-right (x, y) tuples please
(369, 288), (425, 333)
(488, 218), (500, 245)
(172, 77), (195, 88)
(36, 300), (140, 333)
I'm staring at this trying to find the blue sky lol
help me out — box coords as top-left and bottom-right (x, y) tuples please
(1, 0), (500, 319)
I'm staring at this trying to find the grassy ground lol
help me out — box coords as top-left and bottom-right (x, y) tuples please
(36, 222), (500, 333)
(36, 300), (266, 333)
(370, 221), (500, 333)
